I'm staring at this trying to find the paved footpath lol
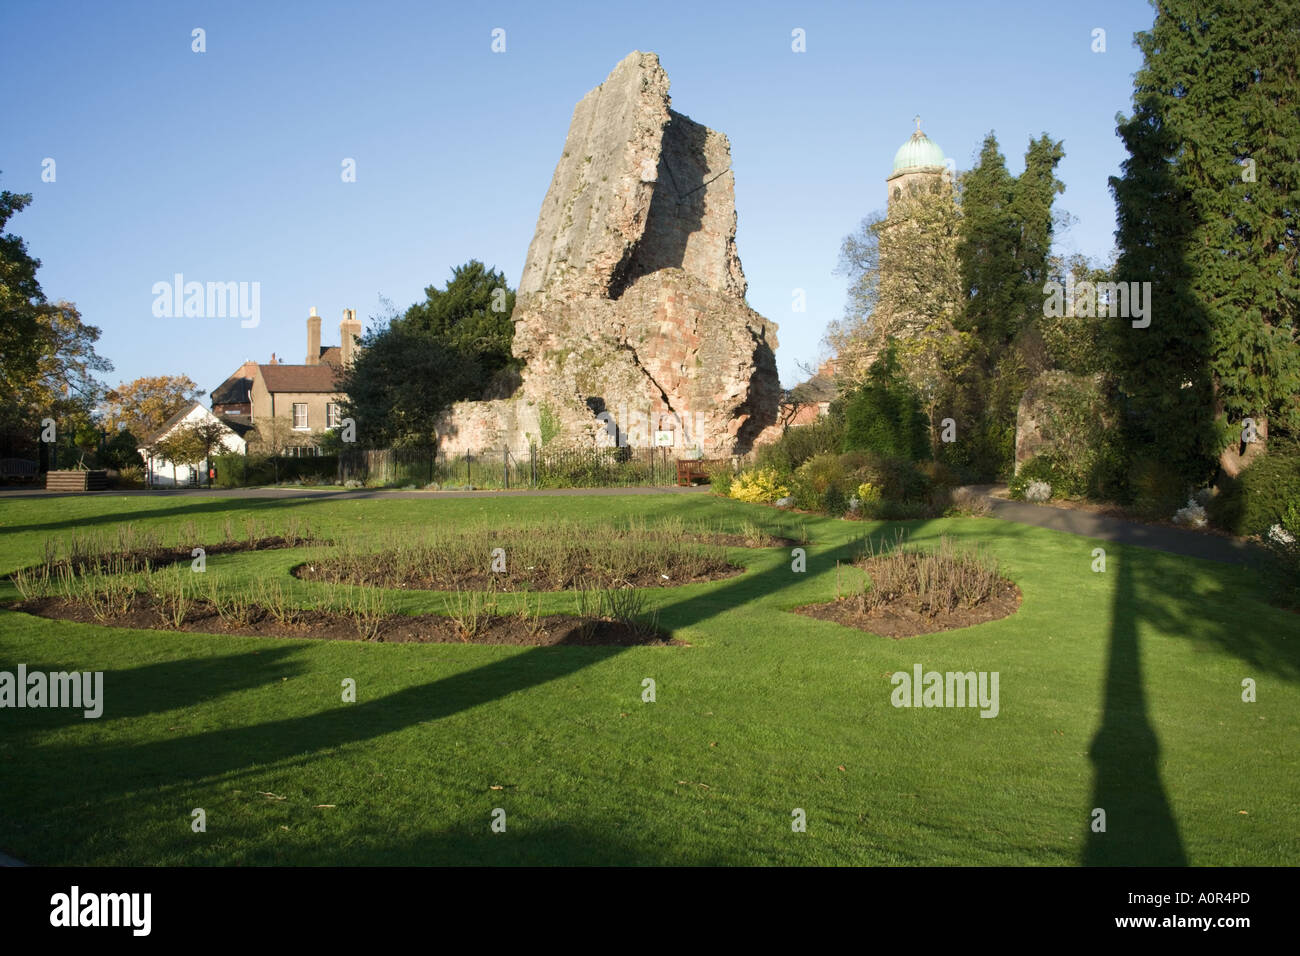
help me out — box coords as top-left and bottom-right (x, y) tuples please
(960, 485), (1262, 566)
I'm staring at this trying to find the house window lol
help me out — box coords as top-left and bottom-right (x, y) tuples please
(292, 403), (309, 430)
(327, 403), (341, 428)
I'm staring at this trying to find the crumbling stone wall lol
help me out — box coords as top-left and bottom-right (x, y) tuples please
(438, 51), (779, 457)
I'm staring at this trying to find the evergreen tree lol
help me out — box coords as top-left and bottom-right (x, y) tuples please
(400, 260), (518, 379)
(1110, 0), (1300, 483)
(340, 261), (518, 447)
(954, 133), (1065, 479)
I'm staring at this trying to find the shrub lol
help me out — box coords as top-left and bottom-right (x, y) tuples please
(938, 418), (1016, 484)
(1017, 372), (1124, 498)
(856, 533), (1005, 616)
(1127, 455), (1188, 520)
(919, 460), (958, 493)
(842, 379), (930, 461)
(948, 487), (991, 517)
(856, 481), (882, 504)
(729, 468), (790, 504)
(1024, 480), (1052, 503)
(705, 461), (735, 497)
(1207, 442), (1300, 536)
(110, 465), (145, 489)
(823, 485), (849, 517)
(855, 453), (930, 503)
(1172, 498), (1208, 528)
(755, 416), (844, 473)
(1008, 456), (1057, 500)
(1262, 528), (1300, 609)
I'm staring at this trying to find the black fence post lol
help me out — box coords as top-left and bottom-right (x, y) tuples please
(503, 447), (509, 490)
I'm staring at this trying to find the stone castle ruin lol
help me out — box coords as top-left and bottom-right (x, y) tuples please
(437, 51), (780, 456)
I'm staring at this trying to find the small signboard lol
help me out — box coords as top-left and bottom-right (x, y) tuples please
(654, 431), (675, 447)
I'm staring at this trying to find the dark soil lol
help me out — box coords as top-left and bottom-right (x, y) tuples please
(292, 557), (746, 592)
(8, 596), (681, 646)
(795, 581), (1022, 638)
(706, 533), (801, 548)
(17, 536), (325, 577)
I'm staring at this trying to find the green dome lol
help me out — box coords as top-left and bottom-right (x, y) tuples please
(892, 130), (945, 173)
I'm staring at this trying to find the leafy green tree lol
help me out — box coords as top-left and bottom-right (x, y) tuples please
(1038, 254), (1118, 376)
(954, 133), (1066, 479)
(400, 260), (518, 379)
(100, 375), (204, 437)
(957, 135), (1019, 347)
(341, 262), (517, 447)
(1111, 0), (1300, 484)
(340, 322), (483, 448)
(830, 182), (969, 455)
(0, 179), (112, 454)
(102, 428), (143, 471)
(841, 344), (931, 461)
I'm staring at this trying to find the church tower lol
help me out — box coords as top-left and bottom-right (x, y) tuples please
(887, 117), (948, 208)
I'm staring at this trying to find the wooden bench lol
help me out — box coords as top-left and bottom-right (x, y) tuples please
(0, 458), (39, 481)
(676, 458), (729, 486)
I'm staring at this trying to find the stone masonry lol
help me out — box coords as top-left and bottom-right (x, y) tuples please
(437, 51), (780, 456)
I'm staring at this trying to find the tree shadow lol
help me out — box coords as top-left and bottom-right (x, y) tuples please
(0, 495), (312, 536)
(27, 644), (629, 803)
(1083, 548), (1188, 865)
(0, 646), (309, 733)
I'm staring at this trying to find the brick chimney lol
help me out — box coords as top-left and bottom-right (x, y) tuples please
(306, 307), (321, 365)
(340, 308), (362, 368)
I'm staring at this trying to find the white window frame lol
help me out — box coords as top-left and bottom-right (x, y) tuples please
(292, 403), (309, 430)
(327, 403), (341, 428)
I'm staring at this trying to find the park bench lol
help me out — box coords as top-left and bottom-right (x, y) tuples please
(676, 458), (729, 486)
(0, 459), (39, 482)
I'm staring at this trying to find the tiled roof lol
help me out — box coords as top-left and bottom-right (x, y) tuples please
(217, 415), (256, 438)
(212, 375), (252, 405)
(318, 346), (342, 367)
(258, 364), (342, 394)
(141, 400), (207, 446)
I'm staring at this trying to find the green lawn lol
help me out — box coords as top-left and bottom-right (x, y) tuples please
(0, 492), (1295, 865)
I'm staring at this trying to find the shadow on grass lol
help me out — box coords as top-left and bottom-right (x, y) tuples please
(0, 645), (309, 731)
(30, 645), (630, 790)
(0, 495), (314, 536)
(1083, 549), (1188, 865)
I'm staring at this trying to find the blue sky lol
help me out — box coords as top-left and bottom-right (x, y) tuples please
(1, 0), (1153, 395)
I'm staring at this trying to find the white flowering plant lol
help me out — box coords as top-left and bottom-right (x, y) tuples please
(1173, 498), (1208, 528)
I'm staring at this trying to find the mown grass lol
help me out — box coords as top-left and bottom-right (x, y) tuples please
(0, 492), (1296, 866)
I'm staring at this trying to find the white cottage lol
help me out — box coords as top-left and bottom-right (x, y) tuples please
(139, 401), (250, 488)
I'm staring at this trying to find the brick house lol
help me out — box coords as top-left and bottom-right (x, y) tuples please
(211, 308), (361, 453)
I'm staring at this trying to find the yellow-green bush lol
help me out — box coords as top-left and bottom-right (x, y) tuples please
(729, 468), (790, 504)
(857, 481), (882, 503)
